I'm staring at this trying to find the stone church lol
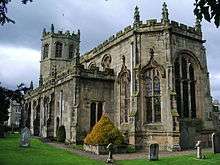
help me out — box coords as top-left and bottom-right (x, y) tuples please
(24, 3), (215, 150)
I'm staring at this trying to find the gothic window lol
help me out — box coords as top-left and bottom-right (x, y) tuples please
(175, 55), (196, 119)
(69, 44), (74, 59)
(90, 102), (96, 130)
(97, 102), (103, 122)
(55, 42), (63, 57)
(101, 54), (111, 70)
(88, 62), (96, 70)
(120, 73), (130, 123)
(43, 44), (49, 59)
(145, 69), (161, 123)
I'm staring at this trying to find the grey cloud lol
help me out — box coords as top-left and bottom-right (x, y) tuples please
(0, 0), (220, 100)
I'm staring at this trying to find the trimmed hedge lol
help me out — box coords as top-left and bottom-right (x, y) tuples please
(84, 115), (124, 145)
(57, 125), (66, 142)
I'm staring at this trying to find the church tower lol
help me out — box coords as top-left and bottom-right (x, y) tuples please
(39, 24), (80, 85)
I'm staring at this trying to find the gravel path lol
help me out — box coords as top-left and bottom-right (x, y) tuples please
(46, 142), (212, 161)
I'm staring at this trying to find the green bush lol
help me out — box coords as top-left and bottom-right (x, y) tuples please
(57, 125), (66, 142)
(127, 145), (136, 153)
(84, 115), (124, 145)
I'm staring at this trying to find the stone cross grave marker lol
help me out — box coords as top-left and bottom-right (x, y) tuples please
(106, 143), (113, 163)
(148, 143), (159, 161)
(20, 127), (31, 147)
(212, 132), (220, 154)
(195, 140), (202, 159)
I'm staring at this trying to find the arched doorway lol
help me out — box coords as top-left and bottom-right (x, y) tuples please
(56, 117), (60, 136)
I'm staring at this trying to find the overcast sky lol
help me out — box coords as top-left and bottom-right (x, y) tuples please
(0, 0), (220, 100)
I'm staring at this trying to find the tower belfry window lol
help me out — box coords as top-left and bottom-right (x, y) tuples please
(69, 44), (74, 59)
(55, 42), (63, 57)
(43, 44), (49, 59)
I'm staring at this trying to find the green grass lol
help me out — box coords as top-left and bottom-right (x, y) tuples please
(0, 134), (220, 165)
(118, 153), (220, 165)
(0, 134), (104, 165)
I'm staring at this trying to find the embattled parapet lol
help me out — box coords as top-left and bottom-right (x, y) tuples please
(42, 25), (80, 42)
(81, 18), (202, 64)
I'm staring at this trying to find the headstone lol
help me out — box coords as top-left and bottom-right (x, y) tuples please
(212, 132), (220, 153)
(106, 143), (113, 163)
(20, 127), (31, 147)
(148, 143), (159, 161)
(195, 140), (202, 159)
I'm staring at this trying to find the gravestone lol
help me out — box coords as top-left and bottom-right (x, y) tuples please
(195, 140), (202, 159)
(148, 143), (159, 161)
(106, 143), (113, 163)
(20, 127), (31, 147)
(212, 132), (220, 154)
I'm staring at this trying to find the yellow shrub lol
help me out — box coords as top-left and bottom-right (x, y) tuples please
(84, 115), (124, 145)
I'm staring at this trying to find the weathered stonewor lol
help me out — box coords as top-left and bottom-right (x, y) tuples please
(23, 3), (216, 151)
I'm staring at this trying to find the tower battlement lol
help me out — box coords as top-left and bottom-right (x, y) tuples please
(42, 24), (80, 41)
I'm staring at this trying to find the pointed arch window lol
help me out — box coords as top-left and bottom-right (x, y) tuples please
(174, 55), (196, 119)
(145, 69), (161, 123)
(55, 42), (63, 57)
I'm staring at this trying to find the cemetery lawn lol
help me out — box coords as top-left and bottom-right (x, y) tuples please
(118, 153), (220, 165)
(0, 134), (105, 165)
(1, 134), (220, 165)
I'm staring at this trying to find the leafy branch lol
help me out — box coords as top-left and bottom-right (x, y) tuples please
(194, 0), (220, 27)
(0, 0), (32, 25)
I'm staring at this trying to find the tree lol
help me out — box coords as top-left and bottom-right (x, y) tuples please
(0, 86), (10, 125)
(0, 0), (32, 25)
(0, 83), (31, 128)
(194, 0), (220, 27)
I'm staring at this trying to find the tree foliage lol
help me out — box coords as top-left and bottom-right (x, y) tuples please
(0, 0), (32, 25)
(0, 83), (30, 126)
(0, 86), (10, 125)
(194, 0), (220, 27)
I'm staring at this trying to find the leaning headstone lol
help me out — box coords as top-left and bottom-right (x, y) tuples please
(212, 132), (220, 154)
(20, 127), (31, 147)
(148, 143), (159, 161)
(195, 140), (202, 159)
(106, 143), (113, 163)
